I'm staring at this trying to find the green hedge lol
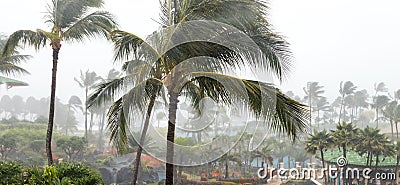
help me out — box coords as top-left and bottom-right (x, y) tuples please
(0, 122), (47, 130)
(0, 161), (104, 185)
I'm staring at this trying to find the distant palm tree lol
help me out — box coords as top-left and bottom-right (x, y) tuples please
(338, 81), (357, 123)
(218, 152), (241, 179)
(371, 95), (389, 128)
(353, 90), (369, 119)
(383, 101), (400, 139)
(303, 82), (325, 126)
(383, 101), (397, 139)
(315, 97), (329, 127)
(65, 95), (82, 136)
(374, 82), (388, 97)
(75, 70), (102, 139)
(305, 129), (332, 183)
(1, 0), (117, 164)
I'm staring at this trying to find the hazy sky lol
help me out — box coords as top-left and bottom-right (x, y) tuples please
(1, 0), (400, 104)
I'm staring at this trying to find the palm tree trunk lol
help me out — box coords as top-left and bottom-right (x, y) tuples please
(132, 94), (157, 185)
(166, 92), (179, 185)
(396, 121), (399, 139)
(338, 95), (345, 123)
(85, 87), (88, 140)
(394, 156), (399, 185)
(98, 110), (106, 151)
(89, 111), (94, 134)
(66, 105), (71, 136)
(320, 149), (326, 183)
(390, 119), (394, 139)
(46, 45), (60, 165)
(343, 144), (347, 158)
(376, 108), (379, 128)
(225, 157), (229, 179)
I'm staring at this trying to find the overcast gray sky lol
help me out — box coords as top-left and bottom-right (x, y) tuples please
(1, 0), (400, 104)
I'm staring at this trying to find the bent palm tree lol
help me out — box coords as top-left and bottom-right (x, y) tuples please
(90, 0), (309, 184)
(1, 0), (117, 164)
(338, 81), (357, 123)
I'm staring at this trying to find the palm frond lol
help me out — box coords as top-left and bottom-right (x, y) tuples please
(1, 30), (48, 57)
(0, 62), (30, 76)
(106, 97), (129, 154)
(88, 77), (125, 108)
(110, 30), (146, 61)
(179, 0), (292, 81)
(184, 72), (309, 139)
(1, 54), (32, 65)
(49, 0), (105, 29)
(63, 11), (117, 42)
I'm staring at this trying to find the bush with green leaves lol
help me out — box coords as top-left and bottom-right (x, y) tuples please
(0, 161), (104, 185)
(0, 161), (23, 184)
(56, 136), (87, 160)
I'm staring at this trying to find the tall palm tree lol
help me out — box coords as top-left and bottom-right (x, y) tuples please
(1, 0), (117, 164)
(303, 82), (325, 126)
(75, 70), (102, 139)
(90, 1), (309, 184)
(305, 129), (332, 183)
(338, 81), (357, 123)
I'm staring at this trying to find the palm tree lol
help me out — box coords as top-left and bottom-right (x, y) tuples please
(338, 81), (357, 123)
(65, 95), (82, 136)
(354, 126), (381, 167)
(90, 1), (309, 184)
(218, 152), (241, 179)
(371, 95), (390, 128)
(374, 82), (388, 97)
(331, 122), (358, 158)
(315, 96), (329, 128)
(383, 101), (398, 139)
(75, 70), (102, 139)
(353, 90), (369, 120)
(305, 129), (332, 183)
(1, 0), (117, 164)
(303, 82), (325, 126)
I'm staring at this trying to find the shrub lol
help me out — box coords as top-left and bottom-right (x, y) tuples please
(1, 161), (104, 185)
(0, 161), (23, 184)
(56, 162), (103, 185)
